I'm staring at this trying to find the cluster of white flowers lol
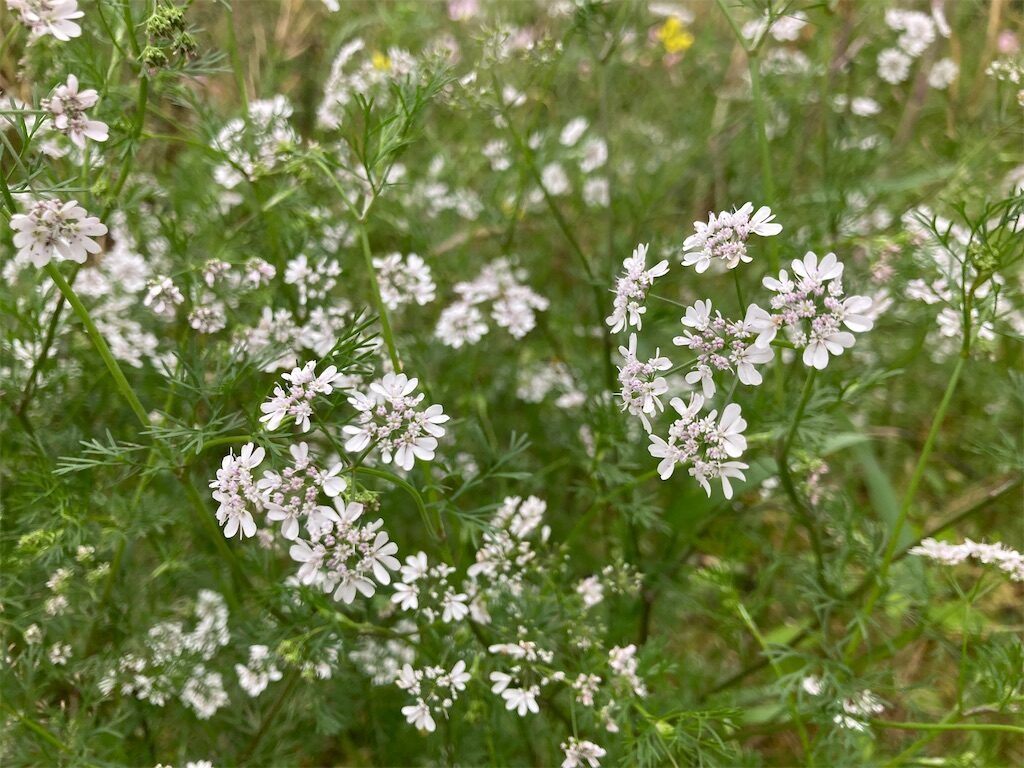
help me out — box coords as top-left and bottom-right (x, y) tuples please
(516, 360), (584, 408)
(143, 275), (185, 318)
(235, 645), (283, 697)
(260, 360), (346, 432)
(259, 442), (347, 540)
(488, 638), (559, 716)
(877, 8), (954, 87)
(9, 198), (107, 267)
(213, 96), (298, 192)
(680, 203), (781, 274)
(910, 538), (1024, 582)
(752, 252), (874, 370)
(238, 304), (355, 372)
(42, 74), (108, 148)
(343, 373), (449, 471)
(8, 0), (83, 41)
(391, 551), (470, 623)
(317, 39), (419, 130)
(349, 622), (416, 684)
(289, 500), (400, 603)
(210, 442), (267, 539)
(742, 10), (808, 44)
(284, 254), (342, 305)
(395, 659), (471, 732)
(674, 300), (775, 397)
(606, 243), (669, 332)
(373, 252), (437, 309)
(607, 644), (647, 698)
(616, 333), (670, 432)
(560, 738), (607, 768)
(833, 690), (886, 731)
(648, 395), (749, 498)
(99, 591), (231, 720)
(435, 258), (549, 348)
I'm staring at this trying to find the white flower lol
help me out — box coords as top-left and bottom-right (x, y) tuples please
(402, 699), (436, 732)
(541, 163), (570, 196)
(576, 576), (604, 607)
(8, 0), (83, 41)
(373, 252), (436, 309)
(606, 243), (670, 333)
(257, 442), (341, 541)
(758, 252), (872, 370)
(560, 116), (589, 146)
(342, 373), (449, 471)
(209, 443), (266, 539)
(648, 396), (749, 498)
(877, 48), (912, 84)
(10, 199), (107, 267)
(910, 538), (1024, 582)
(561, 737), (607, 768)
(682, 202), (781, 273)
(928, 58), (958, 90)
(616, 333), (671, 432)
(43, 74), (108, 148)
(673, 300), (775, 398)
(48, 642), (71, 666)
(499, 684), (540, 716)
(235, 645), (282, 697)
(289, 500), (400, 603)
(260, 361), (344, 432)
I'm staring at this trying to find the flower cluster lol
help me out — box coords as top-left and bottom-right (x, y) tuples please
(488, 638), (559, 716)
(616, 333), (670, 432)
(284, 254), (342, 305)
(235, 645), (283, 697)
(8, 0), (83, 41)
(289, 500), (400, 603)
(673, 300), (775, 397)
(910, 538), (1024, 582)
(648, 395), (748, 498)
(391, 551), (470, 623)
(260, 360), (346, 432)
(98, 591), (231, 720)
(342, 373), (449, 471)
(606, 242), (669, 333)
(834, 690), (886, 731)
(752, 252), (874, 369)
(317, 38), (420, 130)
(560, 738), (607, 768)
(373, 252), (437, 310)
(210, 442), (266, 539)
(42, 74), (108, 148)
(10, 198), (107, 267)
(395, 660), (471, 732)
(258, 442), (346, 540)
(435, 258), (549, 348)
(213, 96), (298, 192)
(680, 203), (781, 273)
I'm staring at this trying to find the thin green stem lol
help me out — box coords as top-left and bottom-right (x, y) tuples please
(358, 224), (402, 371)
(871, 719), (1024, 736)
(354, 466), (438, 541)
(44, 264), (150, 428)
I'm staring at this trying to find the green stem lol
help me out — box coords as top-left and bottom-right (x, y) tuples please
(871, 719), (1024, 736)
(844, 355), (966, 663)
(358, 224), (402, 371)
(44, 264), (150, 428)
(776, 368), (829, 590)
(354, 466), (438, 541)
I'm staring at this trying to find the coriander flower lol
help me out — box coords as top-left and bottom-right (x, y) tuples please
(672, 300), (775, 398)
(752, 252), (873, 369)
(289, 499), (400, 603)
(210, 442), (266, 539)
(606, 242), (670, 333)
(257, 442), (344, 541)
(342, 373), (449, 471)
(10, 199), (107, 267)
(648, 395), (749, 498)
(43, 74), (108, 148)
(8, 0), (84, 41)
(616, 333), (671, 432)
(561, 737), (607, 768)
(681, 202), (781, 273)
(260, 361), (345, 432)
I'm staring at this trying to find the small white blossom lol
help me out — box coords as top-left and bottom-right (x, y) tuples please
(681, 203), (781, 273)
(10, 199), (107, 267)
(606, 243), (669, 333)
(42, 74), (108, 148)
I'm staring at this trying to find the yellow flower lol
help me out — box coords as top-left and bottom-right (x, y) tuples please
(371, 50), (391, 71)
(656, 16), (694, 55)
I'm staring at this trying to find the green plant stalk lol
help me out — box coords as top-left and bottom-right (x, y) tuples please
(844, 354), (966, 664)
(358, 224), (402, 371)
(776, 368), (828, 590)
(44, 263), (151, 428)
(871, 719), (1024, 736)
